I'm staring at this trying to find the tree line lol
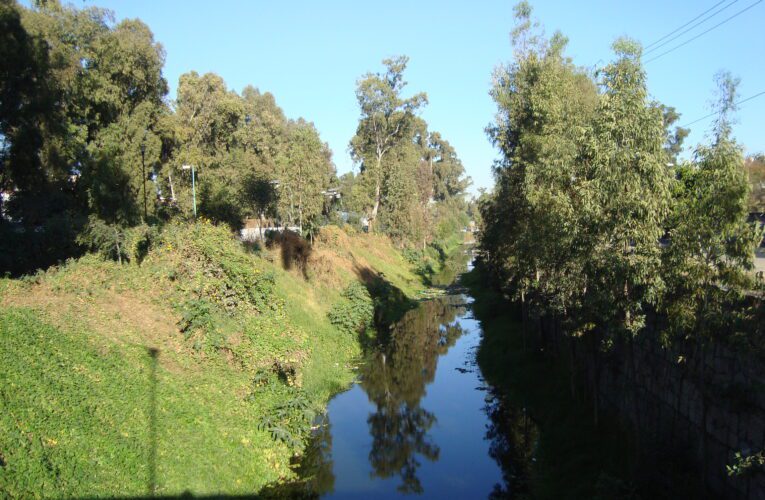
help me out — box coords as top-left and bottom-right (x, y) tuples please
(0, 0), (471, 275)
(477, 1), (764, 428)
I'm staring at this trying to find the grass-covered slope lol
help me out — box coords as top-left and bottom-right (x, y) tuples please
(0, 222), (426, 497)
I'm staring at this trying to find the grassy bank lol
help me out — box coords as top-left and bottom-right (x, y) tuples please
(0, 222), (427, 498)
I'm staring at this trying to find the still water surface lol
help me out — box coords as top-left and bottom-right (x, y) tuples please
(302, 286), (538, 498)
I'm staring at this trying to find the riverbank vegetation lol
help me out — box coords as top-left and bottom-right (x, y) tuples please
(477, 1), (764, 491)
(466, 269), (708, 498)
(0, 221), (434, 496)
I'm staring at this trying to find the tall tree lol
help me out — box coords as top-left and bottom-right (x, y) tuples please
(581, 38), (671, 339)
(745, 154), (765, 212)
(662, 71), (762, 484)
(276, 120), (334, 232)
(350, 56), (426, 232)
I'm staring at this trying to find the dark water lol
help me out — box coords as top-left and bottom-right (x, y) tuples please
(301, 260), (539, 498)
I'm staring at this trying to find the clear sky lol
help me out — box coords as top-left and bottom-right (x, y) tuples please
(64, 0), (765, 193)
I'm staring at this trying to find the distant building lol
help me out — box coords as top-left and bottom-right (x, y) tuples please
(239, 217), (299, 241)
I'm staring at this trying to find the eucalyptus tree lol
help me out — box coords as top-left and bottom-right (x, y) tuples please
(660, 105), (690, 166)
(0, 0), (62, 216)
(428, 132), (470, 202)
(172, 71), (245, 225)
(484, 1), (598, 334)
(580, 38), (671, 340)
(662, 73), (762, 481)
(746, 154), (765, 212)
(350, 56), (427, 232)
(569, 39), (672, 431)
(276, 120), (334, 232)
(378, 135), (426, 246)
(1, 0), (169, 271)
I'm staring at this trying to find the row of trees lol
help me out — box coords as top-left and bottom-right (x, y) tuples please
(478, 2), (763, 425)
(0, 0), (471, 275)
(0, 0), (335, 273)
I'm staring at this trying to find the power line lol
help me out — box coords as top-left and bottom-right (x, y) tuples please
(680, 90), (765, 128)
(645, 0), (732, 49)
(644, 0), (739, 55)
(645, 0), (762, 63)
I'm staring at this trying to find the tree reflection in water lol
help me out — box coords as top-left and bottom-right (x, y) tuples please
(296, 414), (336, 496)
(359, 295), (467, 493)
(483, 388), (539, 498)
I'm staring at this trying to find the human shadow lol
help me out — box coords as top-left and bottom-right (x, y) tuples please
(266, 230), (312, 280)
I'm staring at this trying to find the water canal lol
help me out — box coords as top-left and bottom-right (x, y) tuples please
(299, 257), (539, 498)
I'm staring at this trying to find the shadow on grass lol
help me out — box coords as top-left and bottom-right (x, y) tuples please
(266, 230), (312, 280)
(147, 347), (159, 497)
(352, 262), (416, 342)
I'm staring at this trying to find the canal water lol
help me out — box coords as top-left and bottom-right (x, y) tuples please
(300, 258), (539, 498)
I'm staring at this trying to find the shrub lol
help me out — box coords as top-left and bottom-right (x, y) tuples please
(327, 281), (374, 336)
(124, 224), (161, 264)
(172, 221), (275, 312)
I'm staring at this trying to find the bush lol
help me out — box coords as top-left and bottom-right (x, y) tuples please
(327, 281), (374, 336)
(124, 223), (162, 264)
(76, 216), (129, 264)
(172, 221), (275, 312)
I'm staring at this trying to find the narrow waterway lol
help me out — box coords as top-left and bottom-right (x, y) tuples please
(300, 258), (539, 498)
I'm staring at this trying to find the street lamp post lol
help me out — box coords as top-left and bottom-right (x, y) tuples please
(182, 165), (197, 218)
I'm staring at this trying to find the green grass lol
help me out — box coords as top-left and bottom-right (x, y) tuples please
(0, 222), (428, 497)
(0, 307), (289, 497)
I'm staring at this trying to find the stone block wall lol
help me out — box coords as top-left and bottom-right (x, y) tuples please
(535, 313), (765, 498)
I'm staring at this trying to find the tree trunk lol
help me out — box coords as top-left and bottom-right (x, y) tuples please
(168, 173), (176, 201)
(569, 338), (577, 399)
(370, 180), (381, 232)
(369, 155), (383, 232)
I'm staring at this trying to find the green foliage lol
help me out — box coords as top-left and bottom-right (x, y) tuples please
(746, 154), (765, 212)
(349, 56), (470, 246)
(0, 308), (152, 496)
(662, 73), (763, 344)
(173, 221), (275, 313)
(0, 305), (300, 496)
(123, 223), (162, 264)
(170, 71), (335, 231)
(178, 298), (216, 338)
(328, 281), (374, 336)
(1, 0), (349, 274)
(727, 450), (765, 477)
(76, 215), (129, 264)
(477, 9), (764, 477)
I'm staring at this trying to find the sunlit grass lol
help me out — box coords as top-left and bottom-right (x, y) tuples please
(0, 224), (428, 497)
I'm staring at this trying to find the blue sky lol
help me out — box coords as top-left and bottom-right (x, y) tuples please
(68, 0), (764, 193)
